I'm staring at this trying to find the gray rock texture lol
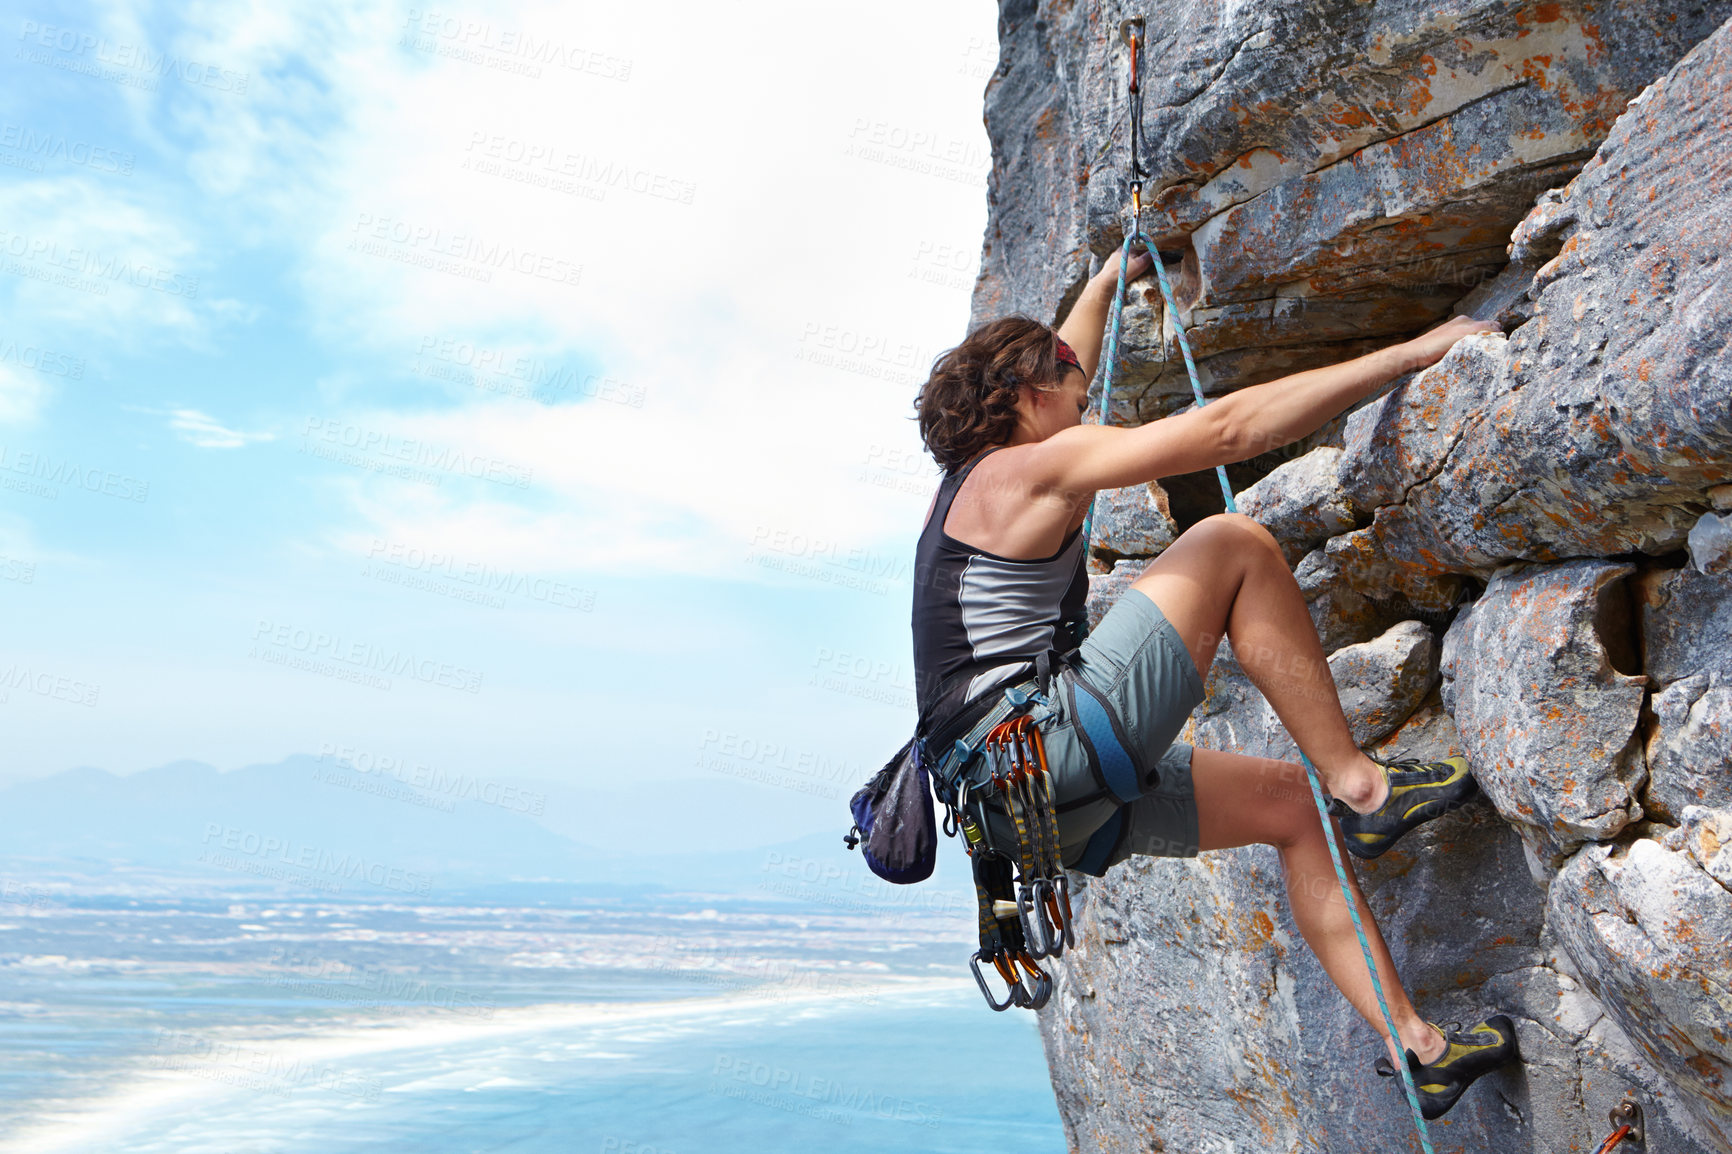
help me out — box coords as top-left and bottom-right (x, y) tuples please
(1090, 481), (1177, 562)
(1690, 512), (1732, 574)
(975, 0), (1732, 415)
(970, 3), (1732, 1151)
(1333, 620), (1439, 748)
(1441, 560), (1648, 865)
(1236, 447), (1356, 565)
(1640, 567), (1732, 822)
(1294, 525), (1463, 652)
(1196, 620), (1440, 763)
(1550, 808), (1732, 1147)
(1328, 38), (1732, 576)
(1085, 558), (1148, 633)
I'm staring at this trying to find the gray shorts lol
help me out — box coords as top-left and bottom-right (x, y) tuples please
(982, 588), (1206, 874)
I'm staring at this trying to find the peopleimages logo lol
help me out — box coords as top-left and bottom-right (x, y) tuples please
(0, 122), (134, 175)
(347, 213), (583, 288)
(0, 443), (148, 502)
(301, 418), (534, 488)
(199, 824), (434, 896)
(399, 10), (632, 81)
(461, 133), (694, 205)
(149, 1029), (381, 1102)
(710, 1055), (943, 1128)
(314, 743), (546, 816)
(15, 21), (250, 94)
(0, 663), (100, 707)
(413, 335), (647, 406)
(0, 335), (86, 378)
(363, 539), (595, 611)
(694, 729), (859, 801)
(265, 948), (495, 1018)
(0, 229), (199, 297)
(250, 620), (484, 694)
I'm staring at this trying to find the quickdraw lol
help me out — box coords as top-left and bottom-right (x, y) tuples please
(994, 716), (1075, 959)
(967, 846), (1052, 1012)
(949, 706), (1075, 1013)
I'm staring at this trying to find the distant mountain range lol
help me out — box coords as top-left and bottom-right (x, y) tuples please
(0, 756), (975, 911)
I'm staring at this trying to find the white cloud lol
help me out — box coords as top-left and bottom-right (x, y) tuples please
(168, 408), (275, 449)
(85, 0), (992, 577)
(0, 365), (45, 425)
(0, 510), (45, 559)
(0, 177), (233, 354)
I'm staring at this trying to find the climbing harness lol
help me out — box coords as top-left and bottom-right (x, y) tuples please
(914, 609), (1170, 1013)
(1084, 16), (1442, 1151)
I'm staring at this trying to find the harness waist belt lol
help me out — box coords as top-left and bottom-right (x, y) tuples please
(920, 678), (1046, 793)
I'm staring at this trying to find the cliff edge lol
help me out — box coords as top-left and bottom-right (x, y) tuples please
(972, 2), (1732, 1150)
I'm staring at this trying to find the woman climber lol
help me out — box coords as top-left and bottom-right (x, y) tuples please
(909, 248), (1518, 1120)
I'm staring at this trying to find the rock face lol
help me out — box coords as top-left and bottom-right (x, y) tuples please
(976, 0), (1732, 415)
(1196, 619), (1440, 762)
(972, 4), (1732, 1151)
(1441, 560), (1648, 864)
(1641, 568), (1732, 822)
(1550, 810), (1732, 1150)
(1235, 448), (1355, 565)
(1090, 481), (1177, 563)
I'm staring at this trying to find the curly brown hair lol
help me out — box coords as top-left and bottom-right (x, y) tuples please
(914, 315), (1064, 474)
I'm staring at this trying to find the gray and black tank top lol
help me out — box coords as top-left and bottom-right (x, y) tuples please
(912, 446), (1089, 726)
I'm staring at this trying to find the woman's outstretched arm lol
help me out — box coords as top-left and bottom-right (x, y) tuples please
(1025, 314), (1501, 495)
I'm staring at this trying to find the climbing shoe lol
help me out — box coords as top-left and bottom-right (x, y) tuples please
(1375, 1015), (1518, 1119)
(1326, 755), (1477, 860)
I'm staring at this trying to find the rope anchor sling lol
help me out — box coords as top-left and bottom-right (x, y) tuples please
(1087, 18), (1441, 1153)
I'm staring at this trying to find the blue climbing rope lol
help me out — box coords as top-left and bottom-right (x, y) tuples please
(1086, 231), (1439, 1154)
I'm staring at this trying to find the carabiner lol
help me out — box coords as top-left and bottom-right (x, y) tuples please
(1121, 19), (1143, 98)
(1006, 717), (1032, 784)
(1012, 951), (1053, 1010)
(1018, 882), (1051, 959)
(1025, 877), (1067, 960)
(1046, 873), (1073, 942)
(1021, 717), (1049, 776)
(1049, 873), (1077, 950)
(944, 782), (966, 839)
(969, 949), (1018, 1012)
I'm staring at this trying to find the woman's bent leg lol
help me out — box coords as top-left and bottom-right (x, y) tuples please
(1191, 746), (1445, 1066)
(1127, 513), (1385, 812)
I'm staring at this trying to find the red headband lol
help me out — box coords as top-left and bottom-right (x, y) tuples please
(1053, 335), (1083, 377)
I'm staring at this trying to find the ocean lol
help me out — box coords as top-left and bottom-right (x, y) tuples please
(0, 885), (1064, 1152)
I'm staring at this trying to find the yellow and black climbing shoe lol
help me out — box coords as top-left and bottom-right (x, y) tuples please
(1326, 755), (1477, 860)
(1375, 1015), (1518, 1119)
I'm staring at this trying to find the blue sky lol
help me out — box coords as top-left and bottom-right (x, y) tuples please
(0, 0), (1001, 833)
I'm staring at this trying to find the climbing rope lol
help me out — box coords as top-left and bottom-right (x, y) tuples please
(1087, 19), (1439, 1153)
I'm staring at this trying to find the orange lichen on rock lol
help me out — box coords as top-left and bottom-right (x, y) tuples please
(1518, 55), (1557, 90)
(1329, 102), (1376, 129)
